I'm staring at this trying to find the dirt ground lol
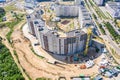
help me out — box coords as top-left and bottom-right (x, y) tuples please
(7, 23), (106, 80)
(0, 2), (108, 80)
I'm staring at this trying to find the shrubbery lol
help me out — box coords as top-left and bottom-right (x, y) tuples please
(0, 7), (5, 22)
(0, 41), (24, 80)
(104, 22), (120, 42)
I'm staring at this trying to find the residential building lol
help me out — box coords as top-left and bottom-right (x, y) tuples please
(27, 13), (92, 55)
(105, 2), (120, 18)
(74, 0), (82, 5)
(55, 5), (79, 17)
(32, 19), (91, 55)
(24, 0), (37, 9)
(26, 11), (41, 36)
(79, 4), (93, 28)
(94, 0), (105, 6)
(27, 1), (93, 55)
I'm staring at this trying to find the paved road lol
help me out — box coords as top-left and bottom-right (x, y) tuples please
(85, 0), (120, 55)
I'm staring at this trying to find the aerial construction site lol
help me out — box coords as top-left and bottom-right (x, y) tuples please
(1, 0), (120, 80)
(23, 0), (108, 79)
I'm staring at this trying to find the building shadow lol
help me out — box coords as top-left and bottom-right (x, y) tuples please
(45, 47), (103, 64)
(36, 0), (51, 2)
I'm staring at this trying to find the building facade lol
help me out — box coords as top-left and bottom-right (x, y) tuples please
(79, 4), (93, 28)
(24, 0), (38, 9)
(94, 0), (105, 6)
(105, 2), (120, 18)
(27, 1), (93, 55)
(27, 15), (92, 55)
(26, 11), (41, 36)
(74, 0), (82, 5)
(55, 5), (79, 17)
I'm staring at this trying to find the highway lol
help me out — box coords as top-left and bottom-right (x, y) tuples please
(85, 0), (120, 54)
(102, 26), (120, 55)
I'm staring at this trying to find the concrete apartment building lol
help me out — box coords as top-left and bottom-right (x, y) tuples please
(74, 0), (82, 5)
(55, 5), (79, 17)
(114, 0), (120, 2)
(105, 2), (120, 18)
(79, 2), (93, 28)
(27, 0), (93, 55)
(55, 1), (93, 29)
(94, 0), (105, 6)
(27, 17), (91, 55)
(24, 0), (38, 9)
(26, 11), (41, 36)
(27, 12), (92, 55)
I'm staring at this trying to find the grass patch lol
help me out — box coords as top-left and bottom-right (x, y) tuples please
(116, 20), (120, 28)
(0, 23), (6, 28)
(6, 19), (21, 43)
(0, 7), (6, 22)
(111, 48), (120, 59)
(31, 47), (44, 59)
(4, 4), (17, 12)
(92, 13), (97, 20)
(104, 22), (120, 43)
(98, 23), (106, 35)
(69, 22), (74, 30)
(106, 12), (112, 19)
(89, 0), (108, 20)
(5, 12), (25, 43)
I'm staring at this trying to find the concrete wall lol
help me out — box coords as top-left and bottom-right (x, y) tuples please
(55, 5), (79, 17)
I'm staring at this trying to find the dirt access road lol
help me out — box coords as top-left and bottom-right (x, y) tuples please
(0, 20), (103, 80)
(0, 21), (29, 80)
(0, 11), (101, 80)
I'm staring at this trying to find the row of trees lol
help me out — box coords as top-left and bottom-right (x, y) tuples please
(104, 22), (120, 42)
(0, 38), (24, 80)
(98, 24), (106, 35)
(0, 7), (5, 22)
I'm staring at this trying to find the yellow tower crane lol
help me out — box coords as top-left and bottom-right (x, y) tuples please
(84, 27), (104, 55)
(84, 27), (92, 55)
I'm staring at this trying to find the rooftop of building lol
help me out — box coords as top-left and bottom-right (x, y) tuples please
(106, 2), (120, 11)
(79, 5), (92, 26)
(27, 1), (94, 37)
(26, 10), (41, 20)
(32, 18), (87, 38)
(40, 3), (80, 32)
